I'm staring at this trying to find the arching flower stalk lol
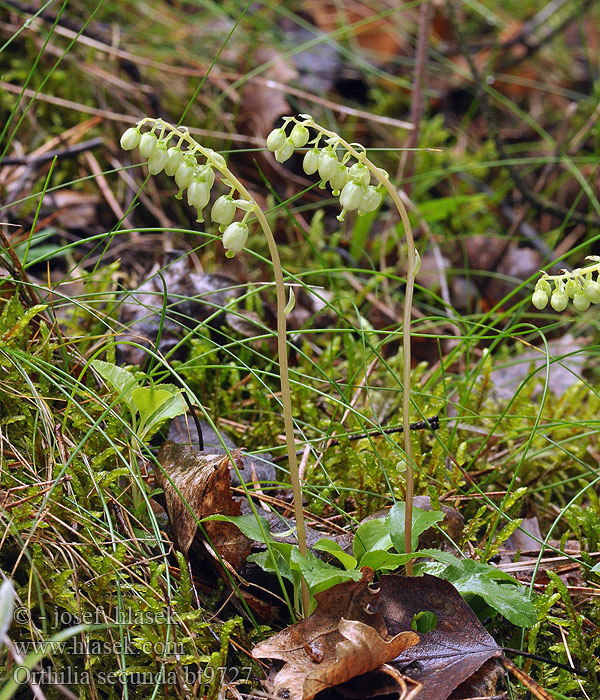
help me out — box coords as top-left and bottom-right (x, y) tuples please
(266, 114), (420, 572)
(532, 257), (600, 312)
(121, 115), (421, 615)
(121, 116), (312, 612)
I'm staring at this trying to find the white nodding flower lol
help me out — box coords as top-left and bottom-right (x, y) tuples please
(290, 123), (309, 148)
(164, 147), (184, 177)
(339, 181), (364, 212)
(187, 178), (211, 210)
(147, 141), (168, 175)
(120, 127), (141, 151)
(211, 195), (237, 227)
(222, 222), (249, 257)
(318, 149), (338, 182)
(573, 292), (590, 312)
(175, 160), (196, 190)
(266, 128), (287, 152)
(358, 186), (382, 214)
(329, 165), (349, 195)
(348, 162), (370, 186)
(583, 279), (600, 303)
(532, 289), (548, 310)
(303, 148), (320, 175)
(139, 132), (158, 158)
(550, 289), (568, 312)
(274, 138), (295, 163)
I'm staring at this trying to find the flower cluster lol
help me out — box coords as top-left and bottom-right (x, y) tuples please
(120, 119), (255, 257)
(265, 115), (384, 222)
(532, 257), (600, 312)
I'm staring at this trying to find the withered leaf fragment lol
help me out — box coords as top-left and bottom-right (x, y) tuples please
(253, 575), (418, 700)
(156, 442), (251, 567)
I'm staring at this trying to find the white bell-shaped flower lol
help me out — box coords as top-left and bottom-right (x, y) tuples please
(120, 127), (141, 151)
(139, 132), (158, 158)
(222, 222), (249, 257)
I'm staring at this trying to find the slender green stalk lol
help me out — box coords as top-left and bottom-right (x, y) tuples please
(131, 118), (311, 612)
(288, 120), (418, 573)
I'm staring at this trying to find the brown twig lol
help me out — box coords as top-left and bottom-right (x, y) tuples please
(0, 137), (103, 166)
(398, 0), (432, 193)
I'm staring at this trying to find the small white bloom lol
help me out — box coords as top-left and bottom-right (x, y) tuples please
(120, 127), (141, 151)
(139, 132), (158, 158)
(266, 128), (287, 152)
(222, 222), (249, 256)
(147, 141), (168, 175)
(318, 150), (338, 182)
(274, 138), (295, 163)
(290, 124), (309, 148)
(211, 195), (237, 227)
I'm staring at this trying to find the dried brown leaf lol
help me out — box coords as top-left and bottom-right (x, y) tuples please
(378, 574), (502, 700)
(253, 574), (418, 700)
(155, 441), (251, 567)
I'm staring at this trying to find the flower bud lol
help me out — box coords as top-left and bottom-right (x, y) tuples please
(358, 186), (382, 214)
(413, 249), (421, 276)
(348, 162), (370, 186)
(222, 222), (249, 257)
(120, 127), (141, 151)
(211, 195), (236, 227)
(583, 279), (600, 303)
(165, 147), (184, 177)
(266, 128), (287, 152)
(139, 132), (158, 158)
(147, 141), (168, 175)
(532, 289), (548, 310)
(573, 292), (590, 312)
(329, 165), (349, 194)
(233, 199), (255, 212)
(318, 149), (339, 182)
(339, 181), (364, 212)
(290, 123), (309, 148)
(204, 148), (226, 168)
(550, 289), (568, 312)
(274, 138), (295, 163)
(303, 148), (320, 175)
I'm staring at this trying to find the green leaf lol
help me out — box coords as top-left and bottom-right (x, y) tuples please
(439, 559), (536, 627)
(313, 539), (357, 570)
(289, 548), (362, 595)
(204, 513), (274, 543)
(91, 359), (138, 416)
(248, 543), (297, 586)
(591, 562), (600, 574)
(360, 548), (459, 571)
(386, 504), (444, 553)
(353, 518), (393, 561)
(133, 385), (186, 439)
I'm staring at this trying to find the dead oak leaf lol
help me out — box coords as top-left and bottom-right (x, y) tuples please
(155, 441), (251, 567)
(378, 574), (503, 700)
(253, 574), (418, 700)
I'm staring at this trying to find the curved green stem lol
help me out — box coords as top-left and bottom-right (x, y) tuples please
(298, 121), (417, 573)
(137, 118), (310, 612)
